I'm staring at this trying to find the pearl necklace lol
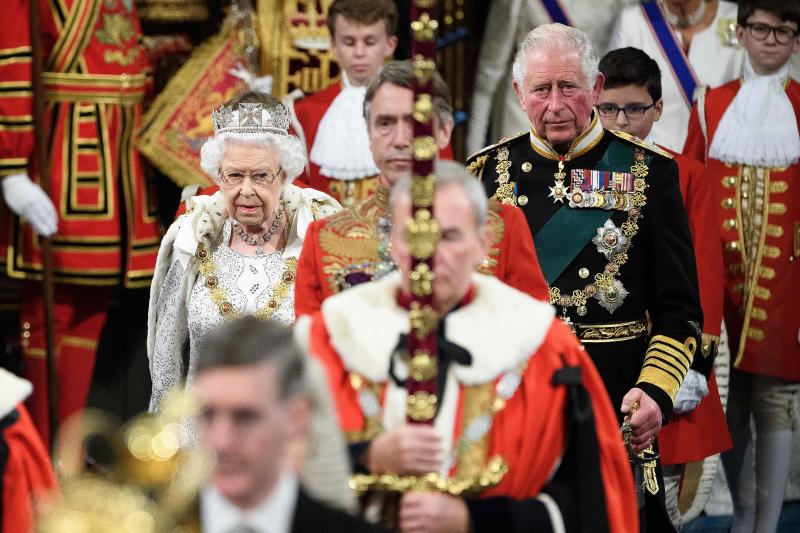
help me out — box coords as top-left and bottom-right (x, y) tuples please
(232, 201), (284, 256)
(664, 0), (707, 30)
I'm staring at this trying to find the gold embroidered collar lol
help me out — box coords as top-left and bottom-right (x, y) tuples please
(374, 182), (390, 215)
(529, 113), (604, 161)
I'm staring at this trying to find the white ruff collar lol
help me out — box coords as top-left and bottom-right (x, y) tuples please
(309, 72), (379, 180)
(320, 272), (555, 385)
(709, 60), (800, 167)
(529, 113), (604, 160)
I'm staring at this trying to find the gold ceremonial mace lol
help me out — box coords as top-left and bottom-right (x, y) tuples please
(29, 0), (59, 451)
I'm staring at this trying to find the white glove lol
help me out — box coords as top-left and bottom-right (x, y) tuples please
(673, 369), (709, 415)
(2, 173), (58, 236)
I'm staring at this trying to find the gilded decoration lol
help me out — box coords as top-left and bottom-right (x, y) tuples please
(138, 24), (250, 187)
(196, 243), (297, 320)
(550, 148), (650, 320)
(135, 0), (209, 23)
(575, 319), (648, 343)
(477, 204), (504, 275)
(350, 456), (508, 497)
(257, 0), (340, 98)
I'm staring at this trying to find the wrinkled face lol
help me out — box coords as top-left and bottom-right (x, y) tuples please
(331, 16), (398, 87)
(367, 83), (452, 186)
(515, 49), (603, 148)
(218, 143), (286, 230)
(390, 183), (490, 312)
(195, 361), (305, 509)
(598, 84), (663, 140)
(737, 9), (800, 75)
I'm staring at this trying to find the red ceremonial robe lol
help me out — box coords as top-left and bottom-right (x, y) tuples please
(0, 370), (58, 533)
(299, 273), (637, 533)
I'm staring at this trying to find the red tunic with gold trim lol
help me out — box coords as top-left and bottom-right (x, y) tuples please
(298, 273), (636, 532)
(684, 79), (800, 381)
(658, 148), (731, 465)
(293, 81), (455, 205)
(0, 0), (160, 287)
(0, 0), (160, 445)
(294, 183), (549, 317)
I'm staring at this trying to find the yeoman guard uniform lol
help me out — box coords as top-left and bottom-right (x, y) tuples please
(0, 0), (160, 443)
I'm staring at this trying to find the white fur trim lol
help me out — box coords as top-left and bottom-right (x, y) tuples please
(321, 271), (555, 385)
(0, 368), (32, 418)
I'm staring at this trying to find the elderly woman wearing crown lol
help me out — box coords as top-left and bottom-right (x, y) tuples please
(147, 97), (341, 410)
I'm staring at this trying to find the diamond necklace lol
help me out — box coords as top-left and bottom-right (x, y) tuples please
(664, 0), (707, 30)
(232, 201), (284, 256)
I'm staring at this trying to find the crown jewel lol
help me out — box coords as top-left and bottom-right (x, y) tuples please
(211, 102), (291, 135)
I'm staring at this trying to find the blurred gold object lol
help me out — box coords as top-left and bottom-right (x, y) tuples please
(40, 390), (212, 532)
(350, 455), (508, 496)
(135, 0), (209, 23)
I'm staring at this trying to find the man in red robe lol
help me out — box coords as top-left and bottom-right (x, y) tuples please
(0, 0), (160, 445)
(597, 46), (731, 528)
(0, 368), (58, 532)
(295, 61), (548, 317)
(297, 164), (637, 533)
(683, 2), (800, 530)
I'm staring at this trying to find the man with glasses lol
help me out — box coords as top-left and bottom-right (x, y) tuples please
(597, 46), (731, 529)
(607, 0), (744, 152)
(684, 1), (800, 531)
(469, 23), (702, 532)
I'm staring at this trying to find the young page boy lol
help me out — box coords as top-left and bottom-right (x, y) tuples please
(683, 1), (800, 530)
(293, 0), (397, 205)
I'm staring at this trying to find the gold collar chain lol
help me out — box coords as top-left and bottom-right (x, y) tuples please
(548, 148), (650, 324)
(195, 242), (297, 320)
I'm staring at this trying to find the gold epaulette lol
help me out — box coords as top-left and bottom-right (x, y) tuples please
(465, 131), (529, 176)
(608, 129), (674, 159)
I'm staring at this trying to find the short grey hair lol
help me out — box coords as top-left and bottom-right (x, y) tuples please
(512, 23), (599, 90)
(195, 316), (305, 400)
(363, 60), (453, 127)
(199, 132), (306, 183)
(390, 160), (488, 230)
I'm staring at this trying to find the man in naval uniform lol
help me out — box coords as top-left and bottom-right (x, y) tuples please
(467, 23), (702, 531)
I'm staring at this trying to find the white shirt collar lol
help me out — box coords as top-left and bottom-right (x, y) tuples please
(200, 471), (299, 533)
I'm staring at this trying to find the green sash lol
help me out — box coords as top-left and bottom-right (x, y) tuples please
(534, 140), (650, 284)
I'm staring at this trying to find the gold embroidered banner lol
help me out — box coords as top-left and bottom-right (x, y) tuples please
(138, 29), (248, 188)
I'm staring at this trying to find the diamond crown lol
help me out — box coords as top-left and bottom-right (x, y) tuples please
(211, 102), (291, 136)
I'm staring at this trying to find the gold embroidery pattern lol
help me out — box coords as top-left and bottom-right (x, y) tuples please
(477, 204), (505, 276)
(575, 319), (648, 343)
(490, 146), (516, 206)
(319, 194), (388, 294)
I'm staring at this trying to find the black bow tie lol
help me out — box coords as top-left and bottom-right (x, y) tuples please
(389, 319), (473, 419)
